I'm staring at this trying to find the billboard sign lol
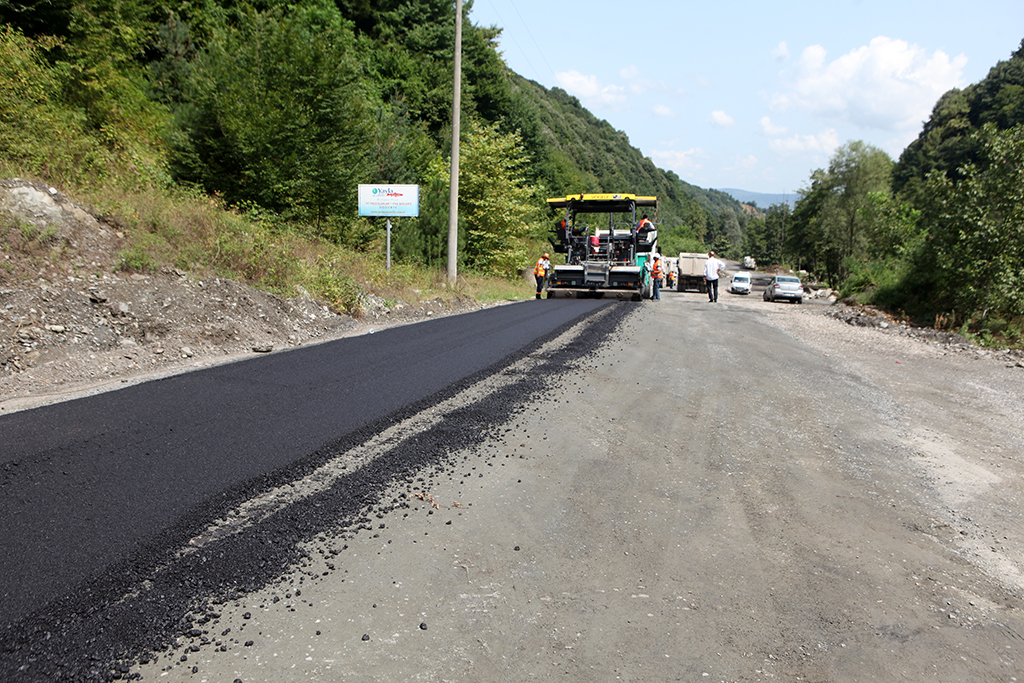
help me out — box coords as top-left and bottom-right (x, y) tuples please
(358, 184), (420, 217)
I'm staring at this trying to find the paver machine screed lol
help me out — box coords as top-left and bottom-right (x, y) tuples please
(546, 193), (659, 300)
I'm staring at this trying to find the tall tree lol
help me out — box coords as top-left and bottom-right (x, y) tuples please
(459, 119), (539, 277)
(742, 203), (790, 267)
(819, 141), (893, 276)
(790, 142), (892, 282)
(172, 4), (372, 234)
(925, 124), (1024, 323)
(788, 169), (830, 275)
(717, 208), (742, 258)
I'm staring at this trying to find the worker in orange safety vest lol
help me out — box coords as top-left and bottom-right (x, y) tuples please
(651, 256), (663, 300)
(534, 252), (551, 299)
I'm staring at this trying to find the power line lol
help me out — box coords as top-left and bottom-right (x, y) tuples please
(479, 0), (558, 85)
(507, 0), (558, 84)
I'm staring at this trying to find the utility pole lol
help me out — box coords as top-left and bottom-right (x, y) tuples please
(446, 0), (462, 287)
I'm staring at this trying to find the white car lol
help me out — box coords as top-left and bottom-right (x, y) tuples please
(729, 272), (751, 294)
(763, 275), (804, 303)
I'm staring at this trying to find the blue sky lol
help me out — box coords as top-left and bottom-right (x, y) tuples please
(469, 0), (1024, 197)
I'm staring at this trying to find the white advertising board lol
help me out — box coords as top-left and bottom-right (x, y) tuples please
(358, 184), (420, 217)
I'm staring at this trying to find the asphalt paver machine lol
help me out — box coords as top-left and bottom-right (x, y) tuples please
(545, 193), (659, 300)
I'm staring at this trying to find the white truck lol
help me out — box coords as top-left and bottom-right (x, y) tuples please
(676, 252), (709, 293)
(663, 256), (678, 289)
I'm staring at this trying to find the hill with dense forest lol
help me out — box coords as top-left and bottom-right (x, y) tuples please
(0, 0), (742, 289)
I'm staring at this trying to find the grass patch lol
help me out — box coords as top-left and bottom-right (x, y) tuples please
(4, 215), (58, 252)
(953, 315), (1024, 349)
(3, 177), (537, 317)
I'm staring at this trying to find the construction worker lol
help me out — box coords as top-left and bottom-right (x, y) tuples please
(637, 214), (653, 233)
(651, 255), (663, 300)
(534, 252), (551, 299)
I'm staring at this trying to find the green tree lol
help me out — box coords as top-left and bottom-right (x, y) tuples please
(820, 141), (893, 275)
(368, 98), (436, 185)
(0, 21), (167, 187)
(788, 170), (834, 278)
(459, 119), (539, 277)
(789, 142), (892, 282)
(0, 26), (109, 184)
(392, 155), (449, 266)
(893, 88), (974, 206)
(742, 203), (789, 266)
(0, 0), (76, 38)
(358, 0), (510, 140)
(861, 192), (922, 260)
(925, 124), (1024, 324)
(148, 10), (194, 105)
(717, 208), (742, 259)
(658, 222), (704, 256)
(172, 4), (372, 234)
(363, 0), (454, 137)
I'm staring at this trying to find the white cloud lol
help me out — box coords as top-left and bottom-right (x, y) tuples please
(768, 128), (840, 155)
(760, 116), (788, 136)
(774, 36), (967, 132)
(724, 155), (759, 173)
(619, 65), (655, 95)
(557, 66), (685, 107)
(555, 70), (628, 109)
(620, 65), (640, 80)
(709, 110), (735, 128)
(651, 147), (706, 173)
(769, 92), (792, 111)
(772, 41), (789, 62)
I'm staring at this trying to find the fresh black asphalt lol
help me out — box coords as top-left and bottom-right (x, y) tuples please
(0, 299), (609, 639)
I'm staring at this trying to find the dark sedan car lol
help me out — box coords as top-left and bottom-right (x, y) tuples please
(763, 275), (804, 303)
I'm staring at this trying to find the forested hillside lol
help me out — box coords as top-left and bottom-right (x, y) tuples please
(739, 40), (1024, 345)
(0, 0), (742, 289)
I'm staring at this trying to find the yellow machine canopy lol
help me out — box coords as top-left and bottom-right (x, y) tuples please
(547, 193), (658, 215)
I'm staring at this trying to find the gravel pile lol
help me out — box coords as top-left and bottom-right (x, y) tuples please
(733, 294), (1024, 368)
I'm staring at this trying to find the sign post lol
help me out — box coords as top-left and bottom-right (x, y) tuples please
(358, 184), (420, 271)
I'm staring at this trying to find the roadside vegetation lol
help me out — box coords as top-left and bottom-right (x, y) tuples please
(740, 42), (1024, 347)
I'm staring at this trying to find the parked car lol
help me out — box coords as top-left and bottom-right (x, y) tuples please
(729, 272), (751, 294)
(763, 275), (804, 303)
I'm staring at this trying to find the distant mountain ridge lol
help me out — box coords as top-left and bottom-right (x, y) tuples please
(718, 188), (796, 209)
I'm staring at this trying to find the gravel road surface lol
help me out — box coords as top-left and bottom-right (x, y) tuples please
(4, 287), (1023, 682)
